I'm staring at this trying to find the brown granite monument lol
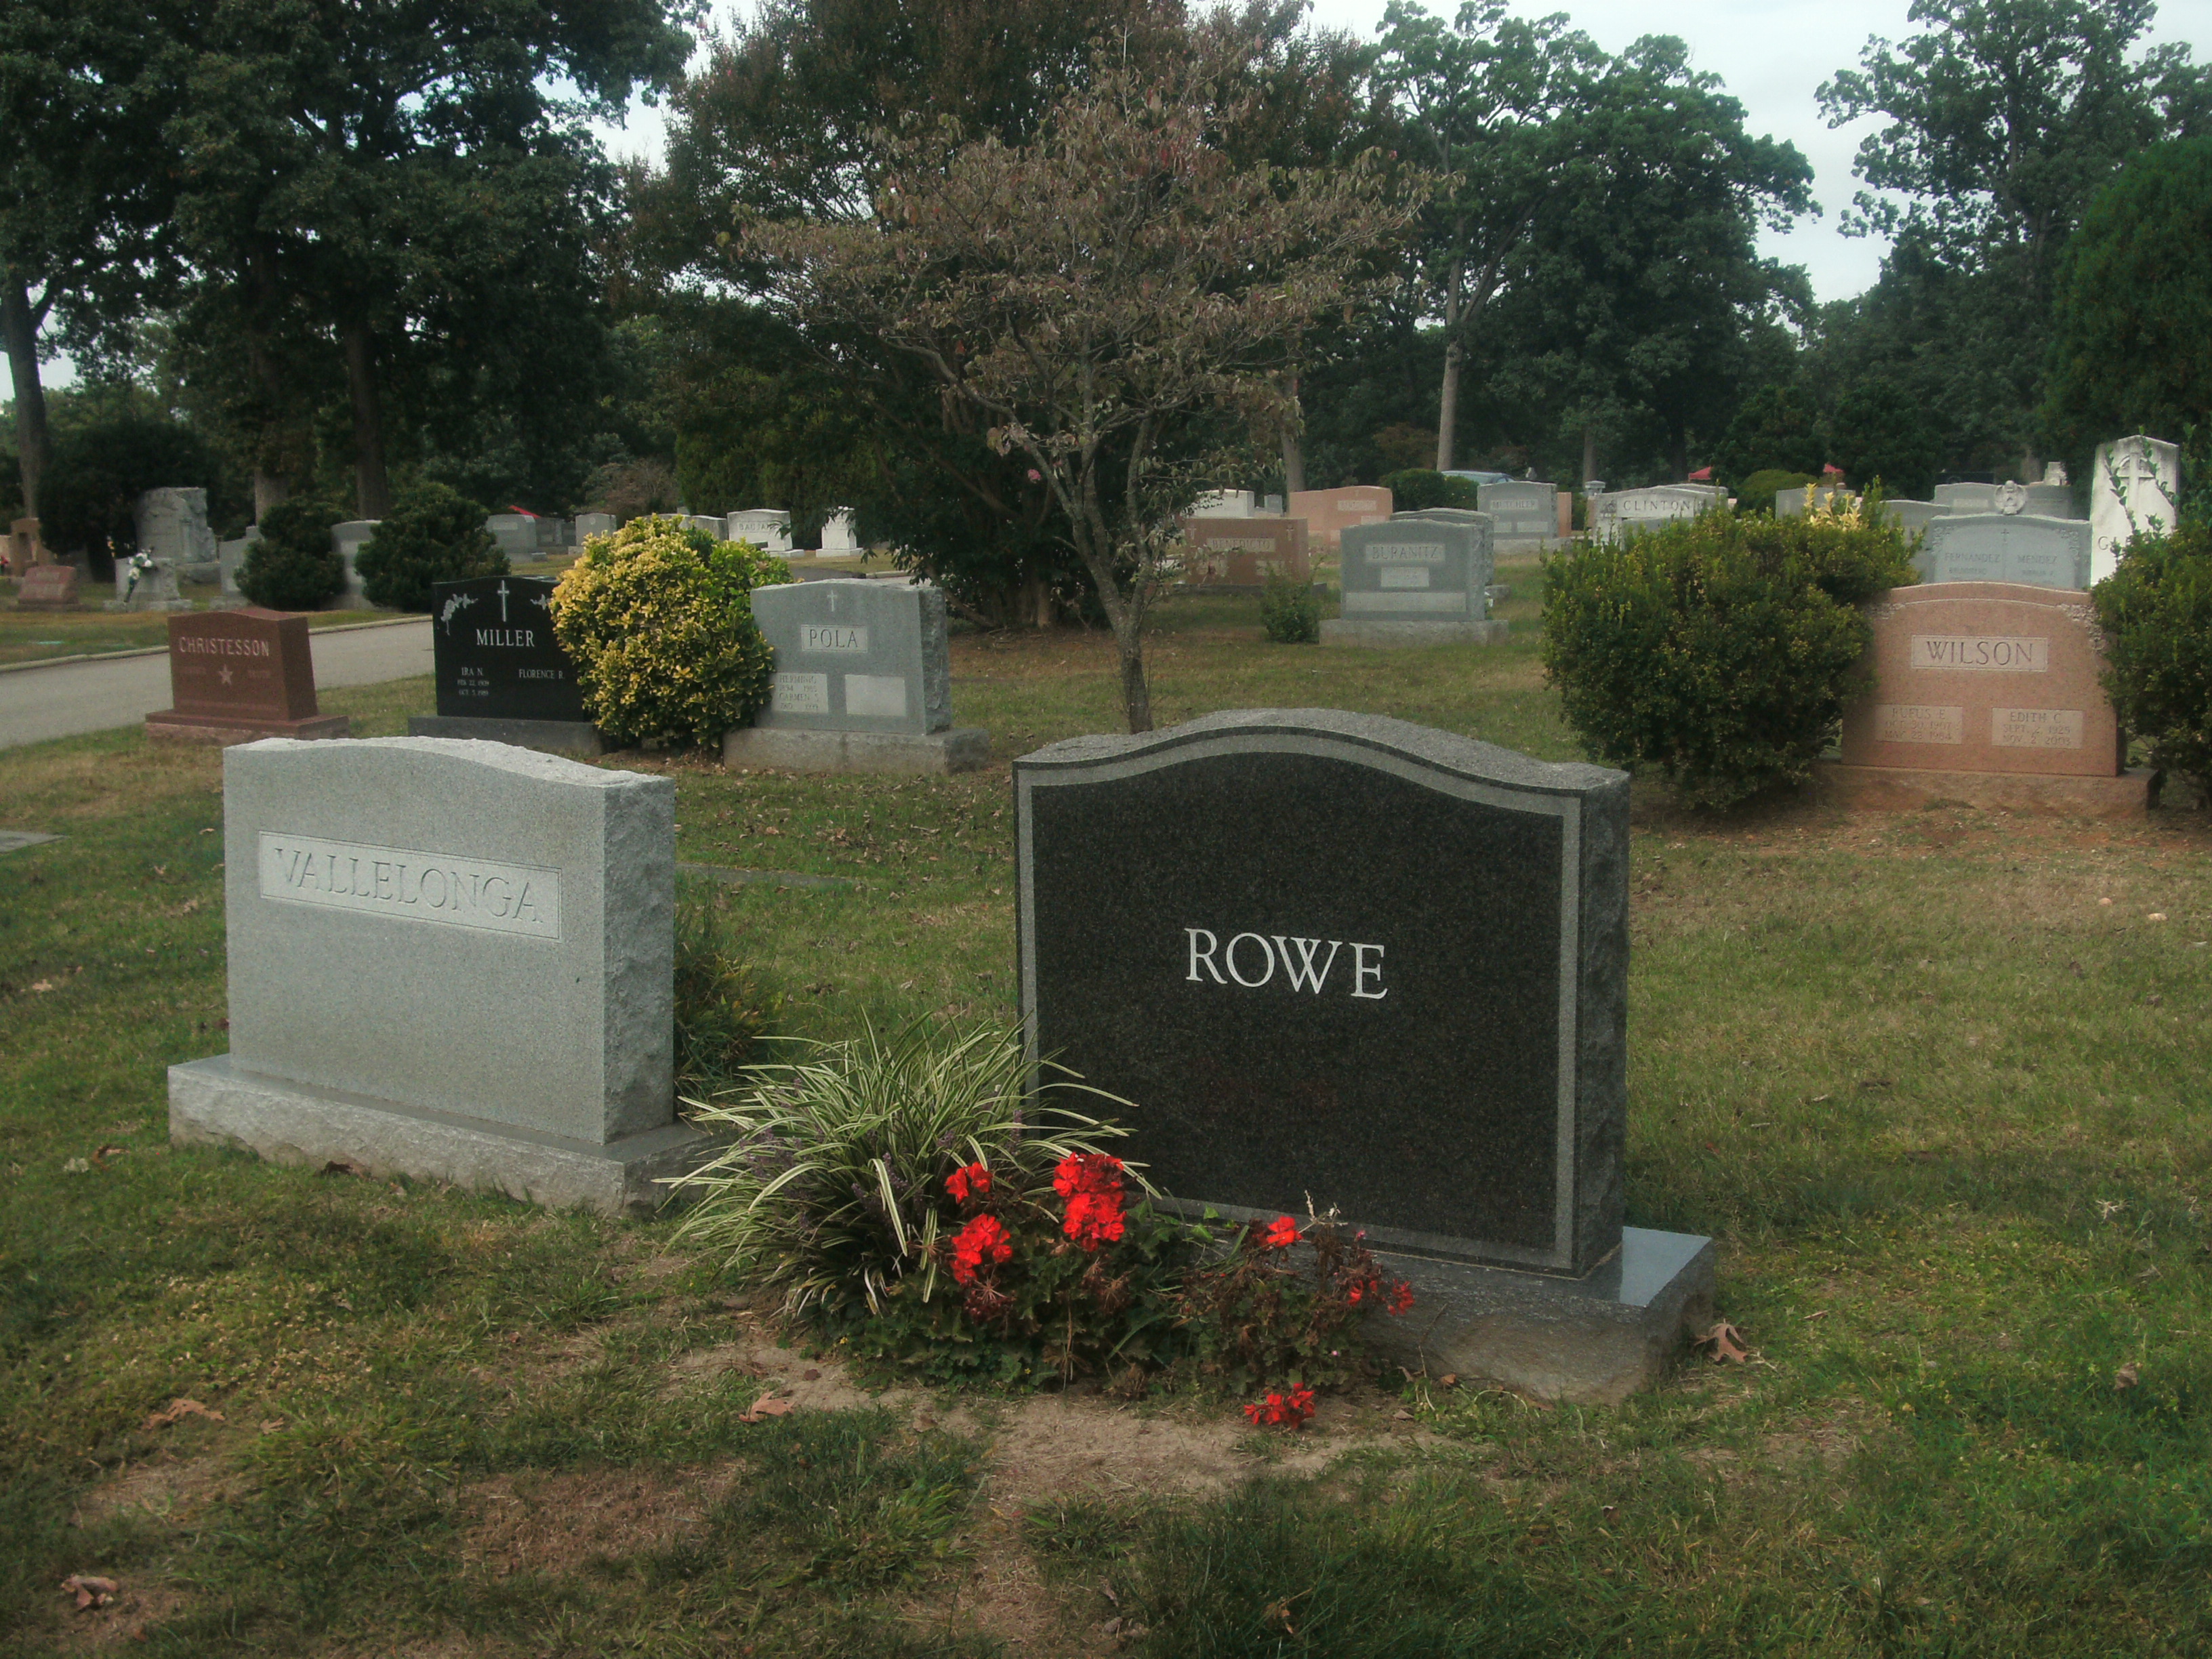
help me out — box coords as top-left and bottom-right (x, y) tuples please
(1823, 581), (2147, 814)
(1179, 516), (1311, 588)
(144, 609), (350, 745)
(1288, 487), (1393, 552)
(16, 563), (81, 611)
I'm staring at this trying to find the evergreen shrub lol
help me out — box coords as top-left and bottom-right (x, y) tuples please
(1542, 503), (1916, 808)
(1259, 572), (1320, 642)
(1378, 468), (1481, 512)
(673, 886), (782, 1092)
(1736, 470), (1815, 513)
(549, 514), (789, 747)
(355, 482), (507, 611)
(238, 497), (348, 611)
(2093, 518), (2212, 804)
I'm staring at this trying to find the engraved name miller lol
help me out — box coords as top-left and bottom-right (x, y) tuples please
(258, 832), (562, 939)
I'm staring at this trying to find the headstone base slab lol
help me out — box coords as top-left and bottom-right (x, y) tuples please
(1319, 619), (1509, 649)
(146, 711), (351, 746)
(408, 714), (610, 756)
(1812, 760), (2151, 818)
(15, 596), (82, 613)
(207, 594), (251, 611)
(169, 1054), (716, 1215)
(104, 598), (193, 614)
(1366, 1227), (1715, 1407)
(722, 725), (990, 775)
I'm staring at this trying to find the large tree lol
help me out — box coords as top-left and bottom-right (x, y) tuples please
(748, 67), (1419, 731)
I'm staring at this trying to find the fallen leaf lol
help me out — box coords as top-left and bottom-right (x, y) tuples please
(1439, 1373), (1459, 1389)
(2114, 1361), (2141, 1392)
(2147, 912), (2167, 922)
(61, 1574), (118, 1611)
(260, 1418), (287, 1435)
(144, 1397), (224, 1431)
(92, 1144), (126, 1164)
(319, 1160), (367, 1179)
(2099, 897), (2113, 906)
(739, 1395), (794, 1424)
(1391, 1408), (1414, 1420)
(802, 1368), (821, 1381)
(29, 981), (54, 994)
(1696, 1322), (1750, 1364)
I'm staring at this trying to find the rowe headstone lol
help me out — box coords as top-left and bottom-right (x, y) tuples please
(1478, 479), (1561, 546)
(726, 509), (792, 553)
(1015, 709), (1713, 1403)
(408, 575), (604, 754)
(724, 578), (987, 774)
(145, 609), (350, 745)
(1825, 582), (2144, 813)
(1916, 514), (2091, 590)
(331, 520), (380, 609)
(1322, 514), (1504, 647)
(169, 738), (705, 1211)
(136, 487), (220, 584)
(16, 564), (81, 611)
(2090, 435), (2182, 586)
(575, 512), (617, 543)
(1180, 517), (1310, 588)
(1288, 487), (1391, 552)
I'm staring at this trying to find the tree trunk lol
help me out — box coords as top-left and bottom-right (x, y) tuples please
(1434, 260), (1463, 472)
(253, 472), (291, 520)
(342, 321), (392, 518)
(1116, 629), (1152, 733)
(1582, 426), (1597, 487)
(1670, 426), (1689, 484)
(3, 272), (52, 520)
(1281, 373), (1305, 496)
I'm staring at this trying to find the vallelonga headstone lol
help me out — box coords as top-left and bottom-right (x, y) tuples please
(1015, 708), (1715, 1403)
(722, 577), (988, 775)
(169, 737), (708, 1212)
(408, 575), (605, 754)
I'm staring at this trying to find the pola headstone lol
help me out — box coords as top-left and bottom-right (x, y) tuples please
(1015, 709), (1713, 1402)
(407, 575), (605, 754)
(2089, 435), (2182, 586)
(724, 577), (987, 774)
(169, 737), (705, 1211)
(1322, 514), (1504, 647)
(1916, 514), (2091, 590)
(1478, 479), (1561, 546)
(1180, 517), (1310, 588)
(145, 609), (350, 745)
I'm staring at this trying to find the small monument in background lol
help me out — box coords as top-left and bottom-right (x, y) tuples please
(145, 609), (350, 745)
(2090, 435), (2181, 586)
(1323, 514), (1504, 647)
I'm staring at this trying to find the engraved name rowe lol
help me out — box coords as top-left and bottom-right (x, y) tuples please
(1185, 928), (1386, 998)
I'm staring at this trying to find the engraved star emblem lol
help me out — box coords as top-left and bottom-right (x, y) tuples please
(218, 665), (234, 686)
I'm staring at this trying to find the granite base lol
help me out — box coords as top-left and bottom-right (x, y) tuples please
(1813, 760), (2152, 817)
(14, 598), (82, 612)
(722, 725), (991, 775)
(146, 711), (351, 746)
(407, 714), (610, 755)
(1365, 1227), (1716, 1406)
(169, 1054), (716, 1215)
(104, 598), (192, 613)
(1319, 619), (1510, 649)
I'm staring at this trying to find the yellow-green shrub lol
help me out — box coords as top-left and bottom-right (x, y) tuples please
(550, 515), (790, 747)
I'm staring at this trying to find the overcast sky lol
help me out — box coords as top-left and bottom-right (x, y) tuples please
(28, 0), (2212, 394)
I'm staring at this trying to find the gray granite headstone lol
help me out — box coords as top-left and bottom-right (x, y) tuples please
(1479, 480), (1560, 543)
(2090, 435), (2182, 585)
(1916, 514), (2092, 590)
(1879, 499), (1943, 535)
(217, 527), (260, 596)
(167, 738), (703, 1211)
(726, 509), (792, 552)
(1338, 515), (1494, 622)
(1591, 485), (1723, 544)
(136, 487), (220, 583)
(485, 514), (537, 561)
(574, 512), (617, 542)
(752, 578), (949, 735)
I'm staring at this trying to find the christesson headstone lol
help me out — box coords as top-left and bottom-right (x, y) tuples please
(146, 608), (349, 745)
(407, 575), (605, 754)
(1916, 514), (2091, 590)
(168, 737), (708, 1211)
(1322, 514), (1505, 647)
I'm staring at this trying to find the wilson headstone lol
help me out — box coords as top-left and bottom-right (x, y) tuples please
(407, 575), (605, 754)
(169, 737), (705, 1211)
(1015, 710), (1712, 1401)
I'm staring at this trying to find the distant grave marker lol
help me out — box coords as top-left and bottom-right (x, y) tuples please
(144, 609), (350, 745)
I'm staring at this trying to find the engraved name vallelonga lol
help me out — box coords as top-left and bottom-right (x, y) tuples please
(258, 832), (561, 940)
(1184, 928), (1387, 998)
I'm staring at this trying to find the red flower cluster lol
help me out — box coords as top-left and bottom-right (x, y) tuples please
(949, 1213), (1012, 1285)
(1263, 1214), (1301, 1250)
(1054, 1153), (1128, 1252)
(1344, 1274), (1414, 1314)
(945, 1162), (991, 1205)
(1244, 1386), (1317, 1429)
(1389, 1282), (1415, 1315)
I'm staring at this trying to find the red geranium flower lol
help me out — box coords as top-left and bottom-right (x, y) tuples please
(949, 1213), (1013, 1285)
(945, 1162), (991, 1204)
(1243, 1387), (1317, 1429)
(1063, 1188), (1126, 1250)
(1052, 1152), (1124, 1198)
(1388, 1282), (1415, 1315)
(1263, 1215), (1300, 1250)
(1345, 1282), (1364, 1304)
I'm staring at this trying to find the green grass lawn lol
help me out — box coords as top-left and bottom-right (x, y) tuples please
(0, 584), (419, 668)
(3, 570), (2210, 1655)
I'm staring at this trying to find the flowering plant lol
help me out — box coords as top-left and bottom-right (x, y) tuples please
(1244, 1386), (1316, 1429)
(1172, 1208), (1414, 1394)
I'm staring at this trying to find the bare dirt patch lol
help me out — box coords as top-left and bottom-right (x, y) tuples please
(70, 1449), (234, 1530)
(457, 1462), (740, 1580)
(49, 1573), (191, 1654)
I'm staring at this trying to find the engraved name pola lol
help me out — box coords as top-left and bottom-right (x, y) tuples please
(1016, 709), (1631, 1276)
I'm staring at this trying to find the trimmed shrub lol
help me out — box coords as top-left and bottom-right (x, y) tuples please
(1378, 468), (1481, 512)
(1260, 572), (1320, 642)
(238, 497), (348, 611)
(1542, 503), (1917, 808)
(1736, 469), (1815, 513)
(674, 886), (782, 1092)
(354, 482), (507, 611)
(548, 514), (788, 748)
(2093, 519), (2212, 804)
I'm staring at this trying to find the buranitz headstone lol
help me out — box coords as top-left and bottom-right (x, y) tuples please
(1015, 710), (1713, 1402)
(407, 575), (605, 754)
(1322, 514), (1504, 647)
(145, 609), (350, 745)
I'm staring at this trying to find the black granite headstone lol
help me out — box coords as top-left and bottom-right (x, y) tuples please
(1016, 709), (1630, 1276)
(430, 576), (588, 722)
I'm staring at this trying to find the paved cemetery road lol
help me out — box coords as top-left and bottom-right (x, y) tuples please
(0, 617), (432, 751)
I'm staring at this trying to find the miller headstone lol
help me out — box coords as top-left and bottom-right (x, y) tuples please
(724, 578), (987, 774)
(1180, 517), (1311, 588)
(169, 738), (705, 1210)
(1015, 709), (1713, 1402)
(407, 575), (605, 754)
(2090, 434), (2182, 586)
(145, 609), (350, 745)
(1322, 514), (1504, 647)
(1916, 514), (2091, 590)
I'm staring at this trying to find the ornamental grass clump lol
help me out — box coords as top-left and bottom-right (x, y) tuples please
(549, 514), (789, 748)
